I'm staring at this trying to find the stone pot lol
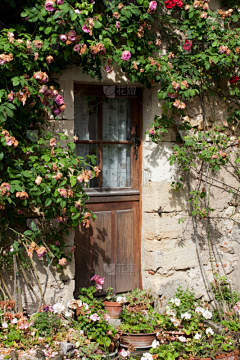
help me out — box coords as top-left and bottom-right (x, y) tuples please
(104, 301), (123, 319)
(120, 332), (156, 349)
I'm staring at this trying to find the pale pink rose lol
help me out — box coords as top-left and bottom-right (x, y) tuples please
(59, 34), (67, 42)
(90, 313), (100, 321)
(45, 0), (55, 11)
(96, 284), (102, 290)
(121, 50), (131, 61)
(59, 188), (68, 198)
(119, 349), (130, 358)
(73, 44), (81, 52)
(104, 314), (110, 321)
(58, 258), (67, 266)
(74, 9), (81, 13)
(149, 128), (156, 135)
(68, 30), (76, 41)
(35, 176), (42, 185)
(149, 1), (157, 10)
(55, 95), (64, 105)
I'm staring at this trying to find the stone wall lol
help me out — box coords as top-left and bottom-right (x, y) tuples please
(141, 84), (240, 306)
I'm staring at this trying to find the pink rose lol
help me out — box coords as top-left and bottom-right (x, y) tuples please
(74, 9), (81, 13)
(149, 1), (157, 10)
(57, 0), (64, 4)
(90, 313), (100, 321)
(54, 108), (61, 115)
(149, 128), (156, 135)
(68, 30), (76, 42)
(55, 95), (64, 105)
(115, 21), (120, 29)
(59, 34), (67, 42)
(96, 284), (102, 290)
(73, 44), (81, 52)
(45, 0), (55, 11)
(121, 50), (131, 61)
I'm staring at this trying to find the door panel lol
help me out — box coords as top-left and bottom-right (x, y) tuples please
(74, 201), (140, 297)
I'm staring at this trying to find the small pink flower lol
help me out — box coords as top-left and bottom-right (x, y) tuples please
(74, 9), (81, 13)
(90, 313), (100, 321)
(68, 30), (76, 42)
(96, 284), (102, 290)
(104, 314), (110, 321)
(59, 34), (67, 42)
(56, 241), (60, 246)
(115, 21), (120, 30)
(54, 108), (61, 115)
(121, 50), (131, 61)
(57, 0), (64, 4)
(82, 24), (90, 33)
(149, 1), (157, 11)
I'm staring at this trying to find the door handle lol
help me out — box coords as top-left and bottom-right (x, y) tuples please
(132, 125), (141, 160)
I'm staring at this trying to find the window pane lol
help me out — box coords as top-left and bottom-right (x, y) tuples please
(102, 144), (131, 188)
(75, 144), (99, 188)
(74, 94), (99, 140)
(102, 98), (131, 141)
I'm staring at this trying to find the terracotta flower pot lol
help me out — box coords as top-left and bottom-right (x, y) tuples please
(215, 351), (239, 360)
(120, 332), (156, 349)
(104, 301), (123, 319)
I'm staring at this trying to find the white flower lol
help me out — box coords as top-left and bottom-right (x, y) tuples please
(195, 307), (204, 314)
(202, 310), (212, 319)
(206, 327), (214, 336)
(194, 333), (201, 340)
(170, 298), (181, 306)
(65, 311), (72, 317)
(116, 295), (127, 303)
(151, 339), (160, 348)
(181, 312), (191, 320)
(2, 322), (8, 329)
(80, 330), (84, 335)
(83, 302), (89, 310)
(174, 298), (181, 306)
(166, 308), (176, 317)
(141, 353), (153, 360)
(119, 349), (130, 358)
(178, 336), (187, 342)
(11, 318), (18, 324)
(53, 303), (65, 314)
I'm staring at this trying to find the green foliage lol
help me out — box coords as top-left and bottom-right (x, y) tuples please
(31, 311), (62, 337)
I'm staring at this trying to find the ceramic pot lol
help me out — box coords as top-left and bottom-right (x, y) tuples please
(215, 350), (239, 360)
(120, 332), (156, 349)
(104, 301), (123, 319)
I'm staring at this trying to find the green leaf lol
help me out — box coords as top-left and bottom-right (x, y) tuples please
(45, 198), (52, 207)
(70, 176), (76, 187)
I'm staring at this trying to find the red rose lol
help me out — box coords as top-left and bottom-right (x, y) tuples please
(165, 0), (176, 9)
(176, 0), (183, 7)
(183, 40), (193, 51)
(230, 75), (239, 84)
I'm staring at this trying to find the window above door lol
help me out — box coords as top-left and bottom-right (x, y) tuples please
(74, 84), (142, 191)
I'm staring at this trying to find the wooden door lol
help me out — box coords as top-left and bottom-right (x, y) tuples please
(74, 84), (142, 297)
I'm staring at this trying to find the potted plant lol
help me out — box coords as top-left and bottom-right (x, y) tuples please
(104, 287), (126, 319)
(119, 306), (158, 348)
(125, 288), (154, 311)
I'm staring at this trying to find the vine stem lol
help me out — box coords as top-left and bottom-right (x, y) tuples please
(187, 174), (223, 321)
(22, 242), (45, 306)
(0, 270), (12, 299)
(18, 256), (40, 303)
(0, 280), (7, 301)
